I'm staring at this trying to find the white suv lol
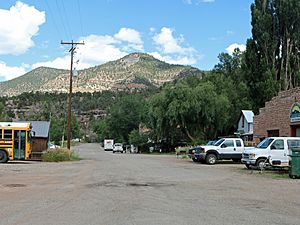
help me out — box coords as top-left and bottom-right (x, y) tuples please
(113, 143), (124, 153)
(242, 137), (300, 168)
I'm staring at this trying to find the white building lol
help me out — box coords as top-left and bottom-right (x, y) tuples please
(237, 110), (254, 141)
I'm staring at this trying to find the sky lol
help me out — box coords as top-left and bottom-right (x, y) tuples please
(0, 0), (254, 81)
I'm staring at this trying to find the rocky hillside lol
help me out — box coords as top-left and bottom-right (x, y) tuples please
(0, 53), (202, 96)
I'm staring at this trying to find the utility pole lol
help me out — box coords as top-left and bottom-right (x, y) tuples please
(61, 40), (84, 150)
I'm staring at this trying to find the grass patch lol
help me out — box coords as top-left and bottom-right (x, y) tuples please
(42, 148), (81, 162)
(236, 167), (290, 179)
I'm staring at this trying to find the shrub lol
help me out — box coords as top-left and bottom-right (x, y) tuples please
(42, 148), (80, 162)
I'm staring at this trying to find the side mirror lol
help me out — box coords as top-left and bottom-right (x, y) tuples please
(270, 145), (276, 150)
(221, 144), (227, 148)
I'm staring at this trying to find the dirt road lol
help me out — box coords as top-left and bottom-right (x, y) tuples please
(0, 143), (299, 225)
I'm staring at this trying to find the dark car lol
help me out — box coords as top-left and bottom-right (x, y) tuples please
(188, 146), (205, 162)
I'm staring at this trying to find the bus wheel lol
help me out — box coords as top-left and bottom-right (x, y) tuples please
(0, 150), (8, 163)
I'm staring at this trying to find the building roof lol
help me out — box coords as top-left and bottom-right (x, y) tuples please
(30, 121), (50, 138)
(242, 110), (254, 123)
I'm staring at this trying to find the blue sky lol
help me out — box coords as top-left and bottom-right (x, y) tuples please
(0, 0), (254, 81)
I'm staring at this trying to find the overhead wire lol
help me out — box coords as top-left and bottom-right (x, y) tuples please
(55, 0), (71, 40)
(76, 0), (85, 38)
(43, 0), (63, 40)
(60, 0), (73, 40)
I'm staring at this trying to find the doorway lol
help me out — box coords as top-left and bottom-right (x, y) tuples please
(290, 125), (300, 137)
(14, 130), (26, 160)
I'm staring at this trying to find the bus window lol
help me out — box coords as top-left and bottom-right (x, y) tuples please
(4, 130), (12, 140)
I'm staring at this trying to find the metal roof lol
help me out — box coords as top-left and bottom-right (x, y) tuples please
(241, 110), (254, 123)
(30, 121), (50, 138)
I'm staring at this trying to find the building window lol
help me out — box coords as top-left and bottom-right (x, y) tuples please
(267, 129), (279, 137)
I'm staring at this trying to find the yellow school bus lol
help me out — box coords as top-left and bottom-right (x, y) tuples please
(0, 122), (33, 163)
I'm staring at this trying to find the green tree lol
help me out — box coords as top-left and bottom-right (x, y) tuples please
(243, 0), (300, 110)
(149, 80), (231, 142)
(105, 94), (148, 142)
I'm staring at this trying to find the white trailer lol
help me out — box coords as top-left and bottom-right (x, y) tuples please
(104, 139), (114, 151)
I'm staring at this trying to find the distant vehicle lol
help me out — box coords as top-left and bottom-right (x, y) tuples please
(242, 137), (300, 169)
(104, 139), (114, 151)
(48, 143), (59, 149)
(113, 143), (124, 153)
(130, 145), (138, 153)
(149, 145), (162, 153)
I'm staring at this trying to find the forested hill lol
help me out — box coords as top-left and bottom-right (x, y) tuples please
(0, 53), (202, 97)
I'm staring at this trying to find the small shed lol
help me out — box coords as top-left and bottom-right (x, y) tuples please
(236, 110), (254, 141)
(30, 121), (50, 159)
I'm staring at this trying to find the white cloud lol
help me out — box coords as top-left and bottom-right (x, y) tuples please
(149, 52), (198, 65)
(32, 55), (70, 70)
(0, 61), (27, 80)
(0, 1), (45, 55)
(32, 28), (143, 70)
(153, 27), (184, 54)
(226, 43), (246, 55)
(152, 27), (200, 65)
(183, 0), (192, 4)
(114, 28), (143, 51)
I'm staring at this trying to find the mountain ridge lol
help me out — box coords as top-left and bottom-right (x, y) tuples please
(0, 53), (203, 96)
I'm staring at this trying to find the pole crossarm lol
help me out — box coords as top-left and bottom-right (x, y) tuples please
(61, 40), (84, 150)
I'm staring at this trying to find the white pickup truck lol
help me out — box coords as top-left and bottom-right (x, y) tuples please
(242, 137), (300, 169)
(188, 138), (251, 165)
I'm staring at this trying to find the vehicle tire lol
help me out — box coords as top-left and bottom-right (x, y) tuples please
(113, 151), (115, 154)
(206, 154), (217, 165)
(256, 158), (266, 169)
(289, 174), (295, 179)
(245, 164), (251, 169)
(0, 149), (8, 163)
(192, 158), (200, 162)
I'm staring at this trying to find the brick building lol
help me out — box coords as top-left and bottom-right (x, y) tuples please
(253, 88), (300, 143)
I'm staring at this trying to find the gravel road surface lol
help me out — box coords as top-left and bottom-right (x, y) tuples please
(0, 143), (299, 225)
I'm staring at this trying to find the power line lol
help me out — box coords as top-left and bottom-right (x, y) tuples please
(43, 0), (63, 39)
(55, 0), (71, 40)
(76, 0), (84, 37)
(60, 0), (73, 39)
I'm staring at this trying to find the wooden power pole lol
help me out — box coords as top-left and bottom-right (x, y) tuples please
(61, 40), (84, 150)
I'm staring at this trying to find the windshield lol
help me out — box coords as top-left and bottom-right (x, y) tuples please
(214, 139), (224, 146)
(256, 138), (274, 149)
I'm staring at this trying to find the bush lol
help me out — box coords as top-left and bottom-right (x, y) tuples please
(175, 146), (190, 155)
(42, 148), (80, 162)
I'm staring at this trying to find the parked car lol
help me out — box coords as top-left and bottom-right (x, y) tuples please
(188, 146), (203, 162)
(113, 143), (125, 153)
(188, 138), (252, 165)
(242, 137), (300, 169)
(149, 145), (162, 153)
(48, 143), (59, 149)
